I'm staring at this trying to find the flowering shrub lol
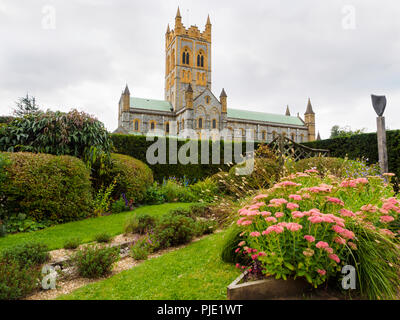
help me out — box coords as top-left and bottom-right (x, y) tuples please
(234, 170), (400, 298)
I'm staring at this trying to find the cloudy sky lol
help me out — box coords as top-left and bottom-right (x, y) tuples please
(1, 0), (399, 138)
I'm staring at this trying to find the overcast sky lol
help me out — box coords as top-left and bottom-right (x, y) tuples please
(1, 0), (399, 138)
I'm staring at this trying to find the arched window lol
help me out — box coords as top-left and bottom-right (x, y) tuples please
(182, 48), (190, 65)
(165, 122), (170, 134)
(262, 130), (266, 141)
(150, 121), (156, 130)
(133, 119), (140, 132)
(201, 55), (204, 67)
(212, 119), (217, 129)
(197, 55), (200, 67)
(198, 117), (203, 129)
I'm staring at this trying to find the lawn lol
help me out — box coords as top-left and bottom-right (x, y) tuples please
(0, 203), (193, 252)
(59, 230), (241, 300)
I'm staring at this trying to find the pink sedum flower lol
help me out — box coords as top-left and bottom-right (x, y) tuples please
(348, 242), (357, 250)
(287, 202), (300, 210)
(326, 197), (344, 206)
(292, 211), (304, 219)
(380, 215), (395, 223)
(238, 241), (246, 247)
(328, 254), (340, 263)
(265, 216), (278, 223)
(275, 212), (284, 218)
(250, 231), (261, 237)
(286, 222), (303, 232)
(317, 269), (326, 276)
(289, 194), (302, 201)
(340, 209), (356, 217)
(316, 241), (329, 249)
(304, 235), (315, 242)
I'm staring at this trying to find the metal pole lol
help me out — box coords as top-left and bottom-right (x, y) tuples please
(376, 116), (389, 173)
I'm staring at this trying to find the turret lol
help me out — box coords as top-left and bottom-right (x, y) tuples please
(175, 7), (183, 35)
(122, 84), (130, 112)
(317, 131), (321, 141)
(304, 98), (316, 141)
(285, 105), (291, 116)
(204, 14), (212, 41)
(220, 88), (227, 113)
(185, 83), (193, 109)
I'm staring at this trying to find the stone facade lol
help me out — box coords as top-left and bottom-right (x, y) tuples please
(115, 8), (316, 143)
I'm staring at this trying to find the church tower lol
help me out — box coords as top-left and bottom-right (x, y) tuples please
(165, 7), (212, 111)
(304, 98), (316, 142)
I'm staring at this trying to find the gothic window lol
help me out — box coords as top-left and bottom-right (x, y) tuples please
(212, 119), (217, 129)
(198, 117), (203, 129)
(262, 130), (266, 141)
(205, 96), (210, 104)
(133, 119), (140, 132)
(150, 121), (156, 130)
(201, 55), (204, 67)
(182, 48), (190, 65)
(165, 122), (170, 134)
(197, 55), (200, 67)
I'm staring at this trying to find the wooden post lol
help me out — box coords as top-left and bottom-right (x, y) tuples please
(376, 116), (389, 173)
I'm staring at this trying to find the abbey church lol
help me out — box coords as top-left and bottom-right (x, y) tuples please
(115, 8), (316, 142)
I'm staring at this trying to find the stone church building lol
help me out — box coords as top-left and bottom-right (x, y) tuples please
(115, 8), (316, 143)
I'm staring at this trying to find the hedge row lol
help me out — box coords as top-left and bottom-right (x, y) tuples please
(304, 130), (400, 176)
(111, 134), (261, 182)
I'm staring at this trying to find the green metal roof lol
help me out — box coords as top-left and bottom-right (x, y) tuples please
(130, 97), (172, 112)
(227, 108), (304, 126)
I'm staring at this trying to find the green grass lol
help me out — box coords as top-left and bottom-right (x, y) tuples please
(59, 230), (241, 300)
(0, 203), (193, 253)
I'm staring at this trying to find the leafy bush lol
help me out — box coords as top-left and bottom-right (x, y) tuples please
(0, 109), (112, 169)
(4, 213), (51, 233)
(235, 170), (400, 299)
(288, 157), (380, 179)
(304, 130), (400, 178)
(103, 154), (153, 204)
(0, 222), (6, 238)
(143, 183), (166, 204)
(153, 214), (196, 248)
(64, 238), (82, 250)
(0, 152), (93, 224)
(130, 235), (159, 260)
(194, 218), (218, 236)
(0, 260), (40, 300)
(93, 181), (116, 216)
(189, 203), (208, 217)
(123, 213), (157, 235)
(111, 197), (129, 214)
(1, 242), (49, 267)
(158, 179), (194, 203)
(111, 134), (264, 182)
(188, 177), (220, 203)
(94, 232), (113, 243)
(72, 245), (120, 278)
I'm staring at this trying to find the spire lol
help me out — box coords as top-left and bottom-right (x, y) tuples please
(123, 84), (130, 95)
(176, 6), (181, 18)
(317, 131), (321, 140)
(305, 98), (315, 115)
(220, 88), (227, 98)
(186, 83), (193, 93)
(166, 24), (170, 34)
(206, 14), (211, 25)
(285, 105), (291, 116)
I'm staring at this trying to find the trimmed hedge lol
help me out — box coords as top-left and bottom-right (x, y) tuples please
(304, 130), (400, 176)
(108, 153), (153, 203)
(0, 152), (94, 223)
(111, 134), (259, 182)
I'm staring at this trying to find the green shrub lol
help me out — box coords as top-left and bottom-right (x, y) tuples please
(159, 179), (194, 202)
(111, 197), (128, 214)
(130, 235), (159, 260)
(123, 213), (156, 235)
(104, 154), (153, 204)
(0, 152), (93, 224)
(3, 213), (50, 233)
(111, 134), (259, 182)
(304, 130), (400, 178)
(188, 177), (220, 203)
(189, 203), (208, 217)
(0, 223), (6, 238)
(220, 226), (250, 265)
(93, 181), (116, 216)
(143, 183), (166, 204)
(1, 242), (50, 267)
(169, 207), (193, 218)
(94, 232), (113, 243)
(63, 238), (82, 250)
(72, 245), (120, 278)
(153, 214), (196, 248)
(0, 109), (112, 168)
(194, 219), (218, 236)
(0, 260), (40, 300)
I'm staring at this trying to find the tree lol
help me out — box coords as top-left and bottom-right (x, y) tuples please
(330, 125), (366, 139)
(13, 94), (41, 117)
